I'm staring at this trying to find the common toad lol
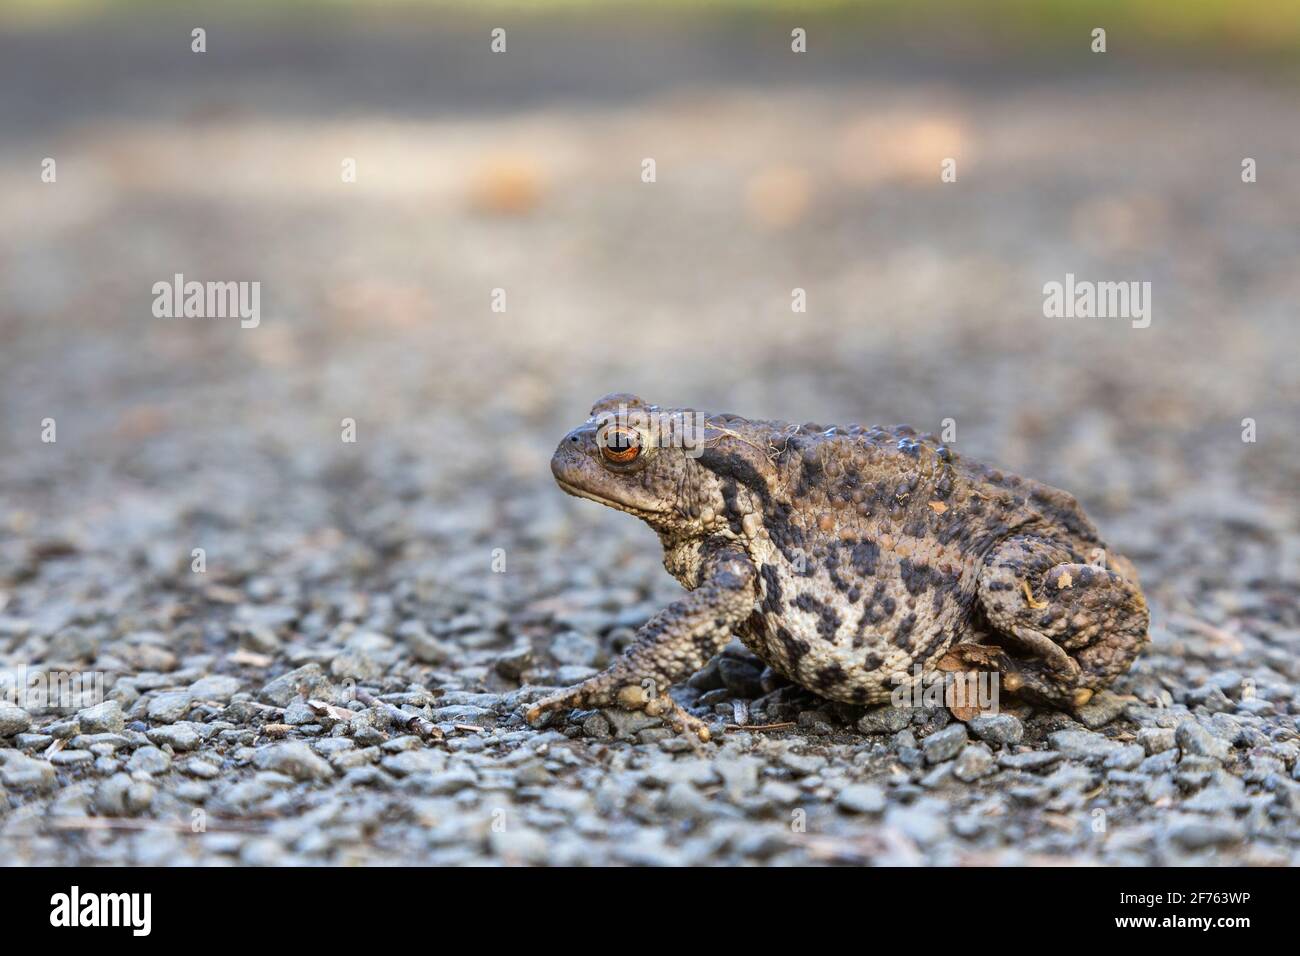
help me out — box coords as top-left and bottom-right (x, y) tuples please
(527, 395), (1149, 739)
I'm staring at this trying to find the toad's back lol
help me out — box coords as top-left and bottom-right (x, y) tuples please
(714, 421), (1112, 704)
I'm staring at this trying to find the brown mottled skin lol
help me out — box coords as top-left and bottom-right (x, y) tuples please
(527, 394), (1149, 740)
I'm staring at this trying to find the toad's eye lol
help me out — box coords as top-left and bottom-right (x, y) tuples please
(599, 425), (642, 464)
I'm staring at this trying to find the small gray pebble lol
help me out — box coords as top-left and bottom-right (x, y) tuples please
(77, 701), (124, 734)
(967, 714), (1023, 745)
(126, 746), (172, 775)
(147, 691), (193, 723)
(282, 699), (319, 725)
(780, 751), (827, 776)
(187, 674), (243, 702)
(1175, 720), (1231, 762)
(182, 759), (221, 779)
(759, 780), (802, 806)
(50, 750), (94, 767)
(1166, 818), (1243, 850)
(0, 753), (56, 792)
(548, 630), (602, 668)
(581, 712), (612, 739)
(1137, 727), (1176, 755)
(952, 743), (996, 781)
(922, 723), (968, 764)
(0, 704), (33, 737)
(601, 708), (662, 740)
(146, 723), (202, 752)
(998, 750), (1063, 771)
(837, 783), (887, 814)
(857, 706), (912, 735)
(1104, 744), (1146, 771)
(1075, 690), (1129, 729)
(126, 781), (156, 814)
(253, 742), (334, 782)
(258, 664), (327, 708)
(1047, 730), (1119, 762)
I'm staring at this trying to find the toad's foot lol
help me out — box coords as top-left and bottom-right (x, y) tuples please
(646, 692), (713, 742)
(979, 535), (1149, 707)
(526, 683), (713, 741)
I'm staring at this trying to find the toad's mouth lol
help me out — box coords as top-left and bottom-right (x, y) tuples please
(555, 478), (655, 517)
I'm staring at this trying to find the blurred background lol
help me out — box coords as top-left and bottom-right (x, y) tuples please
(2, 0), (1295, 595)
(0, 1), (1296, 864)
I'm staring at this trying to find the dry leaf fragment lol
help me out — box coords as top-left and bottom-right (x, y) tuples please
(307, 699), (355, 722)
(946, 682), (981, 721)
(937, 644), (1005, 671)
(945, 671), (1000, 721)
(203, 584), (244, 604)
(229, 649), (273, 668)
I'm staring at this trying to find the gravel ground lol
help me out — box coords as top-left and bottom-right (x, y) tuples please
(1, 17), (1298, 865)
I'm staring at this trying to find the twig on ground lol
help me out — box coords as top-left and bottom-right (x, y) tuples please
(355, 688), (444, 740)
(49, 817), (267, 834)
(725, 721), (795, 732)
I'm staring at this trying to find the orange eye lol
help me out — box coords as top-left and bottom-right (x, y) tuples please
(599, 426), (642, 464)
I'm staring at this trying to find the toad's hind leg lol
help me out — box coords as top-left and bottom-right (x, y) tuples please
(525, 543), (757, 741)
(977, 534), (1149, 707)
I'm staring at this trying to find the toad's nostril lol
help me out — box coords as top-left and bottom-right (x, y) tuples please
(570, 435), (578, 442)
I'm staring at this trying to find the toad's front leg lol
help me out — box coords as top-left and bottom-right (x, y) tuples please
(525, 543), (757, 741)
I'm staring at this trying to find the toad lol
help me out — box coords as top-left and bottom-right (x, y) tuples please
(527, 395), (1148, 739)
